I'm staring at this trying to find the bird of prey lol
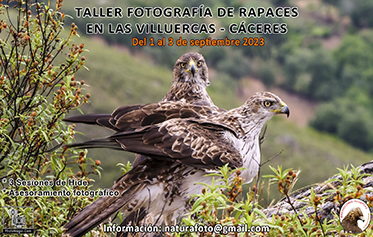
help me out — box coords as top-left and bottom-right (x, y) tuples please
(341, 207), (364, 234)
(63, 91), (289, 237)
(63, 52), (221, 235)
(63, 51), (219, 131)
(63, 52), (221, 166)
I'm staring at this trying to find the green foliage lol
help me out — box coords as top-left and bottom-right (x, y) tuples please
(310, 102), (342, 134)
(264, 166), (299, 195)
(337, 107), (371, 151)
(216, 48), (251, 80)
(311, 89), (373, 151)
(283, 47), (337, 100)
(306, 33), (373, 151)
(271, 0), (289, 7)
(330, 33), (373, 100)
(183, 164), (373, 236)
(312, 34), (373, 149)
(328, 165), (367, 197)
(117, 161), (132, 175)
(0, 0), (101, 235)
(334, 34), (373, 75)
(362, 68), (373, 96)
(258, 63), (275, 88)
(350, 0), (373, 28)
(259, 117), (373, 205)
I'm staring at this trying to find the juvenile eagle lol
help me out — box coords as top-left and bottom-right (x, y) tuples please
(63, 92), (289, 237)
(341, 207), (365, 234)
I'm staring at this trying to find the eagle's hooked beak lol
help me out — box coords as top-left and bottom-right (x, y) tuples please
(187, 60), (197, 77)
(280, 102), (290, 118)
(272, 101), (290, 118)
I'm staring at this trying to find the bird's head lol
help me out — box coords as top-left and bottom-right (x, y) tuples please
(173, 52), (210, 86)
(351, 207), (365, 222)
(242, 92), (290, 123)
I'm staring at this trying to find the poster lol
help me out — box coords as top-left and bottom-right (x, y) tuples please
(1, 0), (373, 236)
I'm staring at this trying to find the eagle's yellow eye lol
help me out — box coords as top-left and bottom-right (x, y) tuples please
(180, 62), (186, 68)
(197, 61), (203, 67)
(264, 101), (272, 107)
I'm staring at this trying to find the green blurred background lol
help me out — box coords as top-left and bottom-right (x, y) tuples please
(54, 0), (373, 205)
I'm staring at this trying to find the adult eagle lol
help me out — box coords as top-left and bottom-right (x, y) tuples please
(63, 52), (219, 131)
(63, 52), (221, 236)
(64, 52), (223, 166)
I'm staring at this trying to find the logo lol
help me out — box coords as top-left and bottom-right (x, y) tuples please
(2, 206), (34, 234)
(339, 199), (371, 234)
